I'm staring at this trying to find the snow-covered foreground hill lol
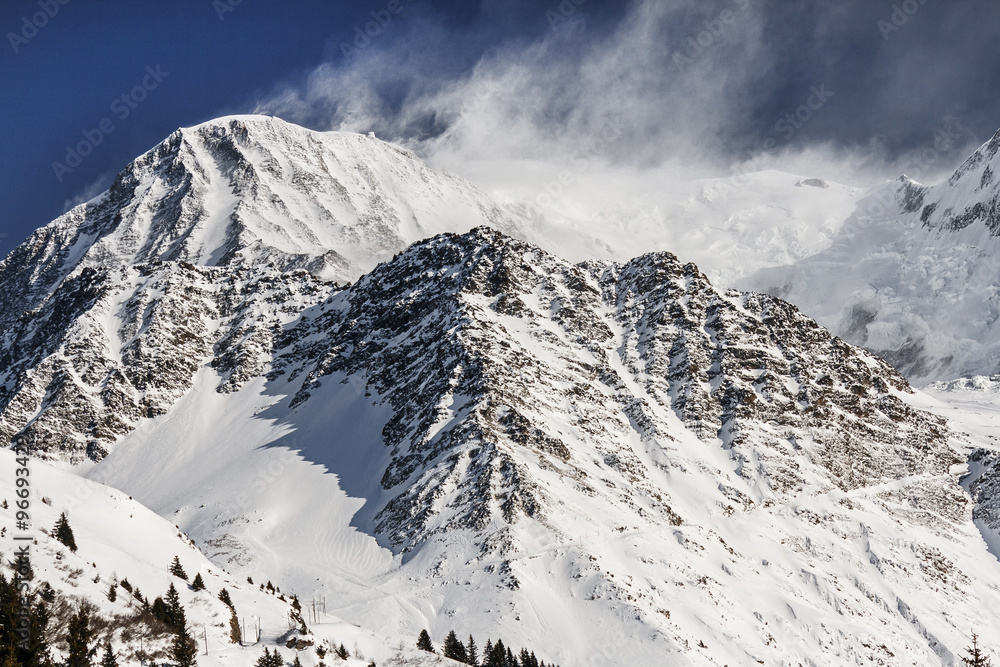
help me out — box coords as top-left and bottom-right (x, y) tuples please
(5, 115), (1000, 665)
(0, 448), (480, 666)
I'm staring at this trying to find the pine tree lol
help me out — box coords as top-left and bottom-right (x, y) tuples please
(190, 573), (205, 591)
(218, 587), (234, 608)
(228, 606), (242, 644)
(505, 647), (517, 667)
(65, 605), (96, 667)
(170, 556), (188, 580)
(337, 644), (350, 660)
(164, 582), (186, 633)
(467, 635), (479, 666)
(100, 639), (118, 667)
(416, 629), (434, 652)
(151, 596), (169, 626)
(0, 573), (53, 667)
(292, 655), (303, 667)
(54, 512), (77, 552)
(443, 630), (468, 662)
(133, 587), (145, 609)
(484, 639), (506, 667)
(107, 581), (117, 602)
(38, 581), (56, 603)
(962, 633), (994, 667)
(256, 648), (278, 667)
(169, 604), (198, 667)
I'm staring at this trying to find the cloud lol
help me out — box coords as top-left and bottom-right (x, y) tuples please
(61, 173), (113, 214)
(253, 0), (1000, 199)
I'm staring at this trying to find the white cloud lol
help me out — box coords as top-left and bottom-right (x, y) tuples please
(251, 0), (987, 228)
(61, 173), (113, 213)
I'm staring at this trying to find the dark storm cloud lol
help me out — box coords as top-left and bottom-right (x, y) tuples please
(257, 0), (1000, 182)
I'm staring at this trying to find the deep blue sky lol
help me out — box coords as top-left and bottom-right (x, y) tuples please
(2, 0), (1000, 256)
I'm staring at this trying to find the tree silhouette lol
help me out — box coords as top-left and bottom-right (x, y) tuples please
(417, 629), (434, 652)
(962, 633), (994, 667)
(170, 556), (188, 580)
(54, 512), (77, 552)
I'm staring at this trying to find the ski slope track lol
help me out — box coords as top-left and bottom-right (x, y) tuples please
(2, 116), (1000, 665)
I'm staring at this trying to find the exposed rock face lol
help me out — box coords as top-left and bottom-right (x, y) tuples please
(921, 128), (1000, 234)
(0, 114), (527, 461)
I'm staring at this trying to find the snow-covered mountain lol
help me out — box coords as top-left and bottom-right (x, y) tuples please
(0, 115), (524, 325)
(744, 129), (1000, 385)
(4, 115), (1000, 665)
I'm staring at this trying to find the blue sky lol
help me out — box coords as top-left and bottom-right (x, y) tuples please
(2, 0), (1000, 255)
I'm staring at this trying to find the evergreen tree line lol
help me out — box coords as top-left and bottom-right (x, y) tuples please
(0, 573), (198, 667)
(418, 628), (559, 667)
(0, 572), (52, 666)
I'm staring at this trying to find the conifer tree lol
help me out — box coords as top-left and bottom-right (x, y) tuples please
(484, 639), (506, 667)
(443, 630), (468, 662)
(218, 587), (234, 608)
(151, 596), (169, 626)
(100, 639), (118, 667)
(416, 629), (434, 652)
(65, 605), (96, 667)
(0, 573), (53, 667)
(164, 582), (186, 634)
(170, 556), (188, 580)
(107, 581), (117, 602)
(170, 608), (198, 667)
(190, 573), (205, 591)
(54, 512), (77, 552)
(467, 634), (479, 666)
(229, 606), (242, 644)
(962, 633), (994, 667)
(337, 643), (350, 660)
(38, 581), (56, 603)
(292, 655), (303, 667)
(256, 648), (282, 667)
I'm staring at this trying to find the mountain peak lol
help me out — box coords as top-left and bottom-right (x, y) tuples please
(915, 125), (1000, 234)
(0, 116), (528, 334)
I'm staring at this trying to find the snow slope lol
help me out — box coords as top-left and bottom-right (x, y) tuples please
(0, 447), (480, 667)
(744, 130), (1000, 384)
